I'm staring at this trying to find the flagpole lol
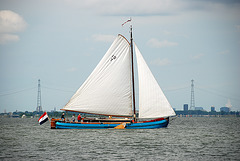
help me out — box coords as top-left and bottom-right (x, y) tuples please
(46, 111), (51, 125)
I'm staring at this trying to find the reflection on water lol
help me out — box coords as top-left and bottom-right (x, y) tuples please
(0, 117), (239, 160)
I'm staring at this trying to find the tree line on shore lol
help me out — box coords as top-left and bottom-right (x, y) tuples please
(1, 110), (239, 118)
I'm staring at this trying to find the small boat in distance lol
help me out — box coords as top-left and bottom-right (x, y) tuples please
(51, 25), (176, 129)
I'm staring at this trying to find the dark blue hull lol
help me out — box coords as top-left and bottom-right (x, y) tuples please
(55, 119), (169, 129)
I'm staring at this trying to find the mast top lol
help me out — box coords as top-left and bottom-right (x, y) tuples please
(130, 25), (133, 39)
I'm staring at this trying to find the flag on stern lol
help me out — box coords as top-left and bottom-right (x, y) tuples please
(38, 112), (49, 125)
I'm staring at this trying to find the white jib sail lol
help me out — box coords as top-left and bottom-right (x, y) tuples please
(63, 35), (133, 116)
(135, 44), (176, 118)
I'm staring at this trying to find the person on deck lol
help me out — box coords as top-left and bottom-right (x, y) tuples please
(77, 114), (81, 122)
(71, 114), (75, 122)
(61, 113), (65, 122)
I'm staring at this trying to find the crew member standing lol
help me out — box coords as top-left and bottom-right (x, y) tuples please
(61, 113), (65, 122)
(77, 114), (81, 122)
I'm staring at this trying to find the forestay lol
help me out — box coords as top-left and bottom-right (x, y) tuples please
(135, 44), (176, 118)
(63, 35), (133, 116)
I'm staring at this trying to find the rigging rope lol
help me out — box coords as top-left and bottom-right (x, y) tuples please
(0, 86), (75, 97)
(195, 87), (240, 102)
(0, 87), (36, 97)
(41, 86), (75, 93)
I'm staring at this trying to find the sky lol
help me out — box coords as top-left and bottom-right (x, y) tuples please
(0, 0), (240, 113)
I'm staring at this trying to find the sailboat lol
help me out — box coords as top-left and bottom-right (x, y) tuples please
(51, 26), (176, 129)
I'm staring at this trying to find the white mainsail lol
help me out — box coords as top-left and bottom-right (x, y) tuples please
(135, 44), (176, 118)
(62, 33), (175, 119)
(63, 35), (133, 116)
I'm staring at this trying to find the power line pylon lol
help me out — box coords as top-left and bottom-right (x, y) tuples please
(190, 79), (195, 110)
(36, 79), (42, 112)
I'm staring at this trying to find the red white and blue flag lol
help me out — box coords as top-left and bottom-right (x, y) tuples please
(38, 112), (49, 125)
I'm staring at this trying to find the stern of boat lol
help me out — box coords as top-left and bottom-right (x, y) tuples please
(51, 118), (61, 129)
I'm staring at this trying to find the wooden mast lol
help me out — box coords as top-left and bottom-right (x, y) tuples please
(130, 25), (136, 122)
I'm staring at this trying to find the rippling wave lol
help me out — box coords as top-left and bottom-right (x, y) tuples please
(0, 117), (239, 160)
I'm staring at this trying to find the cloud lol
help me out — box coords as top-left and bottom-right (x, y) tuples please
(65, 0), (183, 16)
(151, 58), (171, 66)
(163, 30), (172, 35)
(218, 50), (230, 55)
(0, 10), (27, 44)
(67, 67), (77, 72)
(163, 30), (189, 38)
(65, 0), (240, 16)
(191, 54), (204, 60)
(92, 34), (116, 42)
(0, 34), (19, 44)
(236, 25), (240, 31)
(147, 38), (178, 48)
